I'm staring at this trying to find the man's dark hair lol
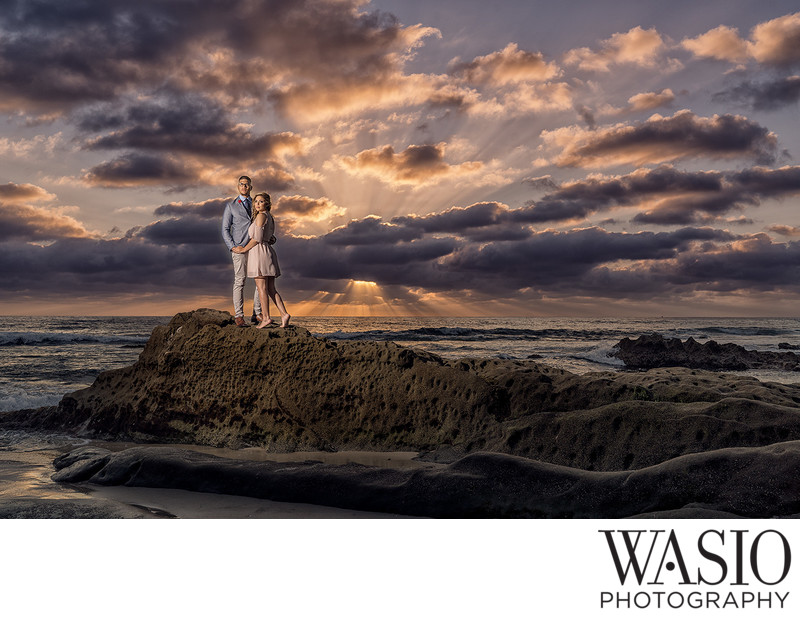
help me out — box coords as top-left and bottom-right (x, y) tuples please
(239, 175), (252, 184)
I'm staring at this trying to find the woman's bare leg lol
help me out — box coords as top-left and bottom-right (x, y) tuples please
(255, 278), (273, 328)
(267, 278), (290, 327)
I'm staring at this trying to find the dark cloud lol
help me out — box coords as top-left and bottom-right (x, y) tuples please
(390, 202), (533, 242)
(348, 237), (460, 266)
(80, 93), (305, 160)
(73, 92), (302, 191)
(3, 202), (800, 306)
(523, 166), (723, 223)
(0, 0), (423, 112)
(135, 217), (221, 246)
(714, 75), (800, 111)
(443, 227), (732, 285)
(551, 111), (778, 168)
(393, 202), (509, 233)
(666, 234), (800, 291)
(522, 175), (559, 191)
(154, 198), (229, 220)
(523, 164), (800, 225)
(729, 165), (800, 195)
(631, 193), (758, 226)
(83, 152), (197, 188)
(324, 216), (423, 246)
(274, 195), (344, 221)
(339, 143), (482, 186)
(575, 105), (597, 129)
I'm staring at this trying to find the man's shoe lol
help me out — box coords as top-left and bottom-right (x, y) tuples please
(234, 316), (247, 327)
(250, 313), (259, 324)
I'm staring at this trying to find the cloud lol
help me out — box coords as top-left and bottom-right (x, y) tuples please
(336, 142), (483, 187)
(154, 198), (229, 220)
(135, 217), (221, 246)
(74, 93), (304, 190)
(323, 216), (423, 246)
(269, 72), (446, 122)
(600, 89), (677, 117)
(391, 201), (532, 241)
(729, 165), (800, 196)
(714, 75), (800, 111)
(0, 0), (439, 114)
(522, 166), (723, 224)
(0, 202), (94, 242)
(627, 89), (676, 112)
(523, 175), (559, 191)
(748, 12), (800, 67)
(564, 27), (666, 72)
(630, 193), (757, 226)
(0, 133), (64, 159)
(0, 182), (56, 203)
(275, 195), (346, 222)
(523, 164), (800, 226)
(83, 153), (199, 189)
(248, 164), (297, 193)
(83, 153), (295, 192)
(768, 225), (800, 238)
(682, 12), (800, 67)
(443, 227), (733, 286)
(450, 43), (561, 85)
(541, 110), (778, 168)
(80, 93), (307, 161)
(3, 201), (800, 306)
(681, 25), (750, 63)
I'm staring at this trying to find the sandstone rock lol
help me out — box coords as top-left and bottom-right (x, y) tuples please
(4, 309), (800, 473)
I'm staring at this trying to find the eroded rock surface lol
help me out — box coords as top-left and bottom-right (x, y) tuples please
(3, 309), (800, 474)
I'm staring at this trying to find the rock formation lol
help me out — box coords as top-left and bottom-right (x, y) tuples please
(52, 442), (800, 518)
(613, 333), (800, 371)
(4, 309), (800, 477)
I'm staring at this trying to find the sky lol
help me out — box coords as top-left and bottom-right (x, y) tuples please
(1, 0), (800, 317)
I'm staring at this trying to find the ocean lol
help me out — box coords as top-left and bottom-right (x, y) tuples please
(2, 315), (800, 414)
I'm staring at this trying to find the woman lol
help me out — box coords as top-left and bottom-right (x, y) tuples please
(232, 192), (291, 328)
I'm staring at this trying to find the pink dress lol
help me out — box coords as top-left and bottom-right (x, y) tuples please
(246, 213), (281, 277)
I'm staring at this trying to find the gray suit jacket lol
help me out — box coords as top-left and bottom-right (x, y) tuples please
(221, 196), (252, 251)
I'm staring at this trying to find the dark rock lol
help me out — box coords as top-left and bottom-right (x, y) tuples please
(613, 333), (800, 371)
(51, 442), (800, 518)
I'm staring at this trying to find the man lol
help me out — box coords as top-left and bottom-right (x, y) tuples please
(221, 175), (262, 326)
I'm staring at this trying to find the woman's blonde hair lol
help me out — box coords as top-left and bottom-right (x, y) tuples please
(251, 192), (272, 220)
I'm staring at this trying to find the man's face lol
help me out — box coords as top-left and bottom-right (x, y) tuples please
(238, 179), (252, 197)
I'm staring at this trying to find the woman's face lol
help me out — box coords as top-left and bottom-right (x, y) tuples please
(254, 196), (268, 212)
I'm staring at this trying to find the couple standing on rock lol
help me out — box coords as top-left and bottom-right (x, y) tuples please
(221, 175), (291, 329)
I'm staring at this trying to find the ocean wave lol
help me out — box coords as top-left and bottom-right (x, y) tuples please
(320, 326), (626, 343)
(568, 349), (626, 368)
(0, 331), (148, 347)
(693, 326), (797, 338)
(0, 389), (64, 413)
